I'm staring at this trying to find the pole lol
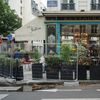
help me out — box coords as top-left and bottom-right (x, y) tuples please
(76, 43), (78, 81)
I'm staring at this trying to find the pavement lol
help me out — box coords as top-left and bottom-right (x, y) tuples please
(1, 69), (100, 92)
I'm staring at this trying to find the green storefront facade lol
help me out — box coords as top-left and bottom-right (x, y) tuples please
(43, 13), (100, 59)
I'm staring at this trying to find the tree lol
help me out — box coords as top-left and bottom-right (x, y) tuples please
(0, 0), (22, 36)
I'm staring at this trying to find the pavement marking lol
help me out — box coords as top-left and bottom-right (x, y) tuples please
(37, 89), (58, 92)
(42, 98), (100, 100)
(58, 89), (82, 92)
(0, 87), (21, 91)
(96, 89), (100, 91)
(37, 89), (82, 92)
(0, 94), (8, 100)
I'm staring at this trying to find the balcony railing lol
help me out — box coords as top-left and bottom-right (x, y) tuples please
(61, 3), (75, 10)
(91, 3), (100, 10)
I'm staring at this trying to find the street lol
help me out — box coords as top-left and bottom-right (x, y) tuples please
(0, 87), (100, 100)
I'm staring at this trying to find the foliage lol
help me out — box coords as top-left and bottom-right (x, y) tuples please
(45, 55), (61, 68)
(29, 49), (40, 60)
(0, 0), (22, 36)
(60, 44), (71, 63)
(77, 43), (89, 65)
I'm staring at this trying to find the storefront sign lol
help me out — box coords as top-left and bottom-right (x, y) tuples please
(31, 27), (41, 32)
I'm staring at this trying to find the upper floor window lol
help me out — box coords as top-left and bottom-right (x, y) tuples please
(91, 0), (96, 3)
(31, 0), (39, 14)
(98, 0), (100, 3)
(63, 0), (68, 3)
(91, 0), (100, 10)
(20, 6), (22, 15)
(69, 0), (74, 3)
(20, 0), (22, 3)
(47, 0), (58, 7)
(5, 0), (9, 4)
(61, 0), (75, 10)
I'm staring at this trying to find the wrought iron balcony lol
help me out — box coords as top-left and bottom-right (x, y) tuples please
(91, 3), (100, 10)
(61, 3), (75, 10)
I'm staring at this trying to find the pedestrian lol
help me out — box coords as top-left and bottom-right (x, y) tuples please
(14, 49), (21, 59)
(39, 55), (45, 73)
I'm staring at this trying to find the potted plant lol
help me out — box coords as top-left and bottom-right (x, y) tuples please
(60, 44), (75, 80)
(45, 55), (60, 79)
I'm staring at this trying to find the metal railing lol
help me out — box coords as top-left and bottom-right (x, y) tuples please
(61, 3), (75, 10)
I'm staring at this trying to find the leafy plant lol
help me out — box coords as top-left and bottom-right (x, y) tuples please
(45, 55), (61, 68)
(60, 44), (71, 63)
(29, 49), (40, 60)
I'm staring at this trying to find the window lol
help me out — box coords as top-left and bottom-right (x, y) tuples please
(91, 0), (100, 10)
(91, 0), (96, 3)
(20, 7), (22, 15)
(61, 0), (75, 10)
(80, 25), (86, 33)
(31, 0), (38, 14)
(69, 0), (74, 3)
(91, 25), (98, 33)
(20, 0), (22, 3)
(47, 0), (58, 7)
(91, 0), (96, 10)
(5, 0), (9, 3)
(63, 0), (68, 3)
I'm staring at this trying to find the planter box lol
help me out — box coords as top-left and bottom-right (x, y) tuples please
(61, 70), (74, 80)
(90, 65), (100, 80)
(60, 65), (74, 80)
(46, 66), (59, 79)
(0, 64), (3, 76)
(13, 66), (23, 81)
(32, 63), (43, 79)
(46, 71), (59, 79)
(78, 65), (87, 80)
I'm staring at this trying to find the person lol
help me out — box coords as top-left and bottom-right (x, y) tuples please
(24, 53), (29, 62)
(39, 55), (45, 73)
(14, 49), (21, 59)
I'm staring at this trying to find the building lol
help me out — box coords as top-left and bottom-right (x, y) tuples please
(15, 17), (45, 54)
(15, 0), (100, 58)
(44, 0), (100, 57)
(6, 0), (45, 25)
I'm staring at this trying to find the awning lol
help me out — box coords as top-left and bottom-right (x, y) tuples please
(15, 17), (45, 41)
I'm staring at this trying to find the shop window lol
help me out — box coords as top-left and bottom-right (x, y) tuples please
(47, 24), (56, 54)
(80, 25), (86, 33)
(91, 25), (98, 33)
